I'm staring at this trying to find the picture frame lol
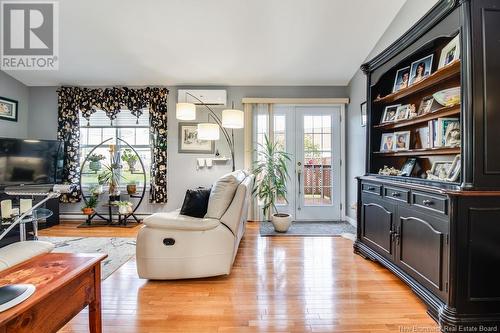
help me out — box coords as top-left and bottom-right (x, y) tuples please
(395, 105), (411, 122)
(0, 96), (18, 122)
(178, 122), (215, 154)
(394, 131), (411, 151)
(392, 66), (410, 92)
(360, 102), (367, 127)
(409, 54), (434, 85)
(438, 35), (460, 69)
(429, 161), (453, 179)
(418, 96), (435, 115)
(380, 133), (395, 152)
(400, 158), (417, 177)
(381, 104), (400, 124)
(446, 154), (461, 182)
(437, 117), (460, 147)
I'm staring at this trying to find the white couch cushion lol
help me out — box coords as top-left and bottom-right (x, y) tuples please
(205, 170), (246, 219)
(0, 241), (54, 271)
(144, 210), (220, 231)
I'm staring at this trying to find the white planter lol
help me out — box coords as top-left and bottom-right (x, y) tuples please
(271, 213), (292, 233)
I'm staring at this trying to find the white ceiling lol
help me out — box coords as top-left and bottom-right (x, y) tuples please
(6, 0), (406, 87)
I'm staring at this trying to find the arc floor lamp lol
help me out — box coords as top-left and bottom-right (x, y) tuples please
(176, 92), (244, 172)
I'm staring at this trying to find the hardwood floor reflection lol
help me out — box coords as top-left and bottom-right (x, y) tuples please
(45, 222), (438, 332)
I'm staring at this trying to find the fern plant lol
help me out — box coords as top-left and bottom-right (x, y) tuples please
(252, 135), (291, 219)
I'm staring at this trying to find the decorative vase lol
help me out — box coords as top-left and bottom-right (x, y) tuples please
(118, 205), (132, 215)
(271, 213), (292, 233)
(89, 161), (102, 172)
(126, 184), (137, 195)
(109, 192), (121, 202)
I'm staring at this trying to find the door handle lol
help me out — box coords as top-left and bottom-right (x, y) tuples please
(297, 162), (302, 210)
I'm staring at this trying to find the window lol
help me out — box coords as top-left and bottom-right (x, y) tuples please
(79, 109), (151, 188)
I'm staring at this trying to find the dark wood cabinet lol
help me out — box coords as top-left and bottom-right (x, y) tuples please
(355, 0), (500, 330)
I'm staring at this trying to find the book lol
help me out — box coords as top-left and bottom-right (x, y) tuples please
(418, 127), (430, 149)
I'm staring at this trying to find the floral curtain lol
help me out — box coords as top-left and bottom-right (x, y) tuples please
(57, 86), (169, 203)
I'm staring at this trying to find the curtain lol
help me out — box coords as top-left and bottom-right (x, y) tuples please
(57, 86), (169, 204)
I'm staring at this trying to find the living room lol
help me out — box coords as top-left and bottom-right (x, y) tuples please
(1, 0), (500, 332)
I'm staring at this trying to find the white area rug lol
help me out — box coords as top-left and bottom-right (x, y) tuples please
(38, 236), (136, 280)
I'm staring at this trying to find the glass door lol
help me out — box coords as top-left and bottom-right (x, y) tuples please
(295, 106), (341, 220)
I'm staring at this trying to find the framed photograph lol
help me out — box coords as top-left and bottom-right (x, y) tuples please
(429, 161), (453, 179)
(0, 97), (18, 122)
(395, 105), (411, 122)
(392, 66), (410, 92)
(446, 155), (461, 182)
(409, 54), (434, 85)
(400, 158), (417, 177)
(437, 117), (460, 147)
(360, 102), (367, 127)
(418, 96), (435, 115)
(178, 122), (215, 154)
(381, 104), (400, 124)
(394, 131), (411, 151)
(438, 35), (460, 69)
(380, 133), (395, 152)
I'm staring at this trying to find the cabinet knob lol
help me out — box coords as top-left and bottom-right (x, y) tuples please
(422, 199), (434, 206)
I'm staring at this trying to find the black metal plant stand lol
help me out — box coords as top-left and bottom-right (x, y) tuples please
(78, 138), (147, 228)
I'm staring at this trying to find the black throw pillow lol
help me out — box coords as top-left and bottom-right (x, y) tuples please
(180, 187), (211, 218)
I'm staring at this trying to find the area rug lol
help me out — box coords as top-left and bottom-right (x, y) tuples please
(38, 236), (136, 280)
(259, 221), (356, 237)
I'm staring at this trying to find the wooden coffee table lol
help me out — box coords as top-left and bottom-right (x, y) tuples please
(0, 252), (107, 333)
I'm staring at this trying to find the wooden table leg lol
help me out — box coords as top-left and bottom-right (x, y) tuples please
(89, 264), (102, 333)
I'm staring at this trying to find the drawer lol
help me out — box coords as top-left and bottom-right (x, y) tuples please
(384, 186), (410, 203)
(412, 191), (448, 215)
(362, 183), (382, 196)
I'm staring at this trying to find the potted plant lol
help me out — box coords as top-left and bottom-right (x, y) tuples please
(89, 184), (103, 196)
(115, 201), (132, 215)
(98, 164), (123, 201)
(88, 153), (105, 172)
(121, 149), (139, 172)
(252, 135), (292, 232)
(82, 195), (98, 215)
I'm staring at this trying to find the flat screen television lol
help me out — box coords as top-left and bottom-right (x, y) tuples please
(0, 138), (65, 187)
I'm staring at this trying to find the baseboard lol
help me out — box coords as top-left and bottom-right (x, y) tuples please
(344, 216), (357, 227)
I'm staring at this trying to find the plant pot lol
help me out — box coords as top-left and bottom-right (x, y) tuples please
(82, 208), (94, 215)
(127, 161), (137, 172)
(109, 193), (121, 202)
(126, 184), (137, 195)
(118, 205), (132, 215)
(271, 213), (292, 233)
(89, 161), (102, 172)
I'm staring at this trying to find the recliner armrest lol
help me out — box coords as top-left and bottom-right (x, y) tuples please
(143, 211), (221, 231)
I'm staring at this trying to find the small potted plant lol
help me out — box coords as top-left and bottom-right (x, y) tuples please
(82, 195), (98, 215)
(115, 201), (133, 215)
(252, 135), (292, 232)
(89, 184), (103, 196)
(88, 153), (106, 172)
(121, 149), (139, 172)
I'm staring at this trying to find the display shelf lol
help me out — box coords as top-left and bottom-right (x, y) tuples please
(373, 147), (460, 157)
(374, 105), (460, 130)
(374, 60), (460, 104)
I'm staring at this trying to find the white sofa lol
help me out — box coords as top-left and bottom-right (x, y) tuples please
(0, 241), (54, 271)
(136, 170), (254, 280)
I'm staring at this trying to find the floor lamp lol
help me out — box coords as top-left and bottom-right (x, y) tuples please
(176, 92), (244, 172)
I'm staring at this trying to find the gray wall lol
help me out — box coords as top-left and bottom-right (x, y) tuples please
(27, 85), (348, 216)
(0, 71), (29, 138)
(345, 0), (440, 222)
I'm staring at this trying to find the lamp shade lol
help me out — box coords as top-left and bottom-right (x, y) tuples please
(176, 103), (196, 120)
(197, 123), (220, 140)
(222, 109), (244, 128)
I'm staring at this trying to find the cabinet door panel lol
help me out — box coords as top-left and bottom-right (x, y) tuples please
(361, 198), (394, 259)
(396, 207), (448, 300)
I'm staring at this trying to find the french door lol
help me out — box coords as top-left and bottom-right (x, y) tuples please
(255, 104), (343, 221)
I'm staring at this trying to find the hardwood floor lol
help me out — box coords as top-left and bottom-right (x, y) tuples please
(41, 222), (438, 332)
